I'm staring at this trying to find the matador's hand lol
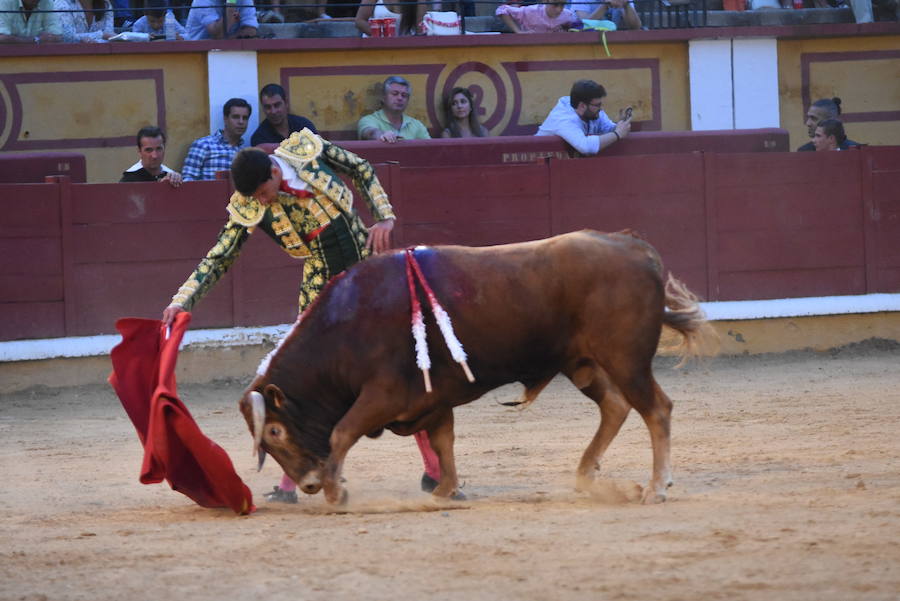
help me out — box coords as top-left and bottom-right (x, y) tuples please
(366, 219), (395, 254)
(162, 305), (184, 330)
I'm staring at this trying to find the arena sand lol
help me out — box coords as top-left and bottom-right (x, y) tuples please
(1, 342), (899, 601)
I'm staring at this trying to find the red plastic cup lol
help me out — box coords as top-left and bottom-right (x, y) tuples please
(368, 17), (383, 37)
(383, 17), (396, 37)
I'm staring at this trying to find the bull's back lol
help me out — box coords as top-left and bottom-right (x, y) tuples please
(404, 231), (666, 373)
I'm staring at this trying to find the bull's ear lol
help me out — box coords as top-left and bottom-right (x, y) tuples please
(264, 383), (286, 409)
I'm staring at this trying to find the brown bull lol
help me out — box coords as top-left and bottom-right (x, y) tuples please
(239, 230), (716, 505)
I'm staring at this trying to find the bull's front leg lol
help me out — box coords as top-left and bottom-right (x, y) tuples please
(323, 384), (403, 504)
(426, 410), (462, 500)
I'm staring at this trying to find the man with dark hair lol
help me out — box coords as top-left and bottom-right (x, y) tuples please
(163, 129), (448, 503)
(536, 79), (632, 156)
(182, 98), (251, 181)
(250, 83), (317, 146)
(797, 97), (860, 152)
(358, 76), (431, 143)
(120, 126), (183, 187)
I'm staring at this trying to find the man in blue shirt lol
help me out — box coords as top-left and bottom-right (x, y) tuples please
(185, 0), (258, 40)
(183, 98), (251, 181)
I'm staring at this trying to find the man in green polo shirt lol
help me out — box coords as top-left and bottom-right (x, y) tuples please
(358, 75), (431, 143)
(0, 0), (62, 43)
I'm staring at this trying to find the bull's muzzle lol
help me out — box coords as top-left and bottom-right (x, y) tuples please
(249, 391), (266, 471)
(298, 471), (322, 495)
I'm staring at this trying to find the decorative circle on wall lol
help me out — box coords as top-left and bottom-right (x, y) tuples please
(440, 62), (508, 132)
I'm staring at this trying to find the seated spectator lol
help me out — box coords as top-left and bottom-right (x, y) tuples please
(496, 1), (579, 33)
(259, 0), (329, 23)
(358, 76), (431, 143)
(813, 119), (853, 151)
(250, 83), (317, 146)
(53, 0), (114, 42)
(182, 98), (251, 181)
(186, 0), (258, 40)
(131, 0), (187, 39)
(797, 97), (860, 151)
(441, 87), (489, 138)
(120, 126), (183, 187)
(355, 0), (424, 36)
(0, 0), (63, 43)
(570, 0), (641, 29)
(536, 79), (631, 155)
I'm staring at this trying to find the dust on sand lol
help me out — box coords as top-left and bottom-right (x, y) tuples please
(1, 342), (899, 601)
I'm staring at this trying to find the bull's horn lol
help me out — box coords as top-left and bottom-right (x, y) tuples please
(257, 446), (267, 472)
(250, 391), (266, 458)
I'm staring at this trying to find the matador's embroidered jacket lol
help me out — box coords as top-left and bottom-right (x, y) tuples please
(170, 129), (395, 312)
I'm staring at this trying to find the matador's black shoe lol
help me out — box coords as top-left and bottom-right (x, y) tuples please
(421, 473), (439, 493)
(263, 485), (298, 504)
(421, 473), (467, 501)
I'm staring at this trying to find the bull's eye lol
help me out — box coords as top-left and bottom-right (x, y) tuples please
(268, 426), (282, 437)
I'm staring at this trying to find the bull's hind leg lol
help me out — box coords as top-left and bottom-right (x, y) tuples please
(425, 410), (463, 500)
(615, 373), (673, 504)
(567, 368), (632, 491)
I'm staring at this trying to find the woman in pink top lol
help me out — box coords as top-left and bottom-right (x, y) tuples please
(496, 1), (578, 33)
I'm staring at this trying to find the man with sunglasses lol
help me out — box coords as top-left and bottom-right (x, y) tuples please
(536, 79), (632, 156)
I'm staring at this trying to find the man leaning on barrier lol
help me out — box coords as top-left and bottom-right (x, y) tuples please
(536, 79), (632, 156)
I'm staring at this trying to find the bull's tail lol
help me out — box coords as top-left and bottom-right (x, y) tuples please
(659, 273), (719, 365)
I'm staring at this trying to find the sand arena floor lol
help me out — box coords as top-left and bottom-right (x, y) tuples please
(1, 342), (899, 601)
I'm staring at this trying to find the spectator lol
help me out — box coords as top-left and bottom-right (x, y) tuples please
(0, 0), (63, 43)
(250, 83), (317, 146)
(813, 119), (851, 151)
(259, 0), (329, 23)
(53, 0), (114, 42)
(496, 1), (579, 33)
(355, 0), (424, 36)
(797, 97), (859, 151)
(131, 0), (187, 39)
(535, 79), (631, 155)
(441, 87), (489, 138)
(570, 0), (641, 29)
(185, 0), (258, 40)
(182, 98), (251, 181)
(358, 76), (431, 143)
(120, 126), (184, 187)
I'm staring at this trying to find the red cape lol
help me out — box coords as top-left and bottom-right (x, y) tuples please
(109, 313), (254, 515)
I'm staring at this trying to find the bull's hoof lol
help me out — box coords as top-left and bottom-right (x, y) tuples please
(324, 487), (348, 506)
(640, 487), (667, 504)
(432, 489), (467, 502)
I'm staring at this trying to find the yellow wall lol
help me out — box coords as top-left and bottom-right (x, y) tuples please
(258, 41), (690, 135)
(0, 53), (207, 183)
(778, 35), (900, 149)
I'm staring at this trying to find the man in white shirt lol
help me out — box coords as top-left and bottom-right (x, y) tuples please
(535, 79), (632, 156)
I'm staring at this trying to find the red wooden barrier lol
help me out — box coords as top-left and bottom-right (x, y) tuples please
(338, 128), (790, 168)
(1, 146), (897, 341)
(0, 153), (87, 184)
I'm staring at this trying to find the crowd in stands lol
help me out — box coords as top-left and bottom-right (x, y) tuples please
(2, 0), (893, 44)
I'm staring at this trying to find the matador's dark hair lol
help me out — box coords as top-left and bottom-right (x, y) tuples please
(231, 148), (273, 196)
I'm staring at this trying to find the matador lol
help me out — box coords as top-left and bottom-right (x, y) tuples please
(162, 129), (442, 502)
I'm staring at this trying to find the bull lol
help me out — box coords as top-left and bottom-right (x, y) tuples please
(239, 230), (716, 505)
